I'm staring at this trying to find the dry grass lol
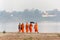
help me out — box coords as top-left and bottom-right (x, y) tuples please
(0, 32), (60, 40)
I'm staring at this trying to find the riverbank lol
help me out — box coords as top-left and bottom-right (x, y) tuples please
(0, 32), (60, 40)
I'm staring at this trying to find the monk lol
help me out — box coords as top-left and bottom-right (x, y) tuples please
(26, 22), (29, 33)
(34, 22), (38, 32)
(21, 23), (24, 33)
(18, 23), (21, 32)
(29, 23), (33, 33)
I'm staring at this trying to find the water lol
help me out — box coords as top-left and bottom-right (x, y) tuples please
(39, 21), (58, 33)
(0, 21), (60, 33)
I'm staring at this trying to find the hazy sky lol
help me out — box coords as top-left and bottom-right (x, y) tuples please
(0, 0), (60, 12)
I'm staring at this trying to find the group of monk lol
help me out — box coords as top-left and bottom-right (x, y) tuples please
(18, 22), (38, 33)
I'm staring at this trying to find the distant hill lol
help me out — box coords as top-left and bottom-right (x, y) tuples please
(0, 9), (60, 23)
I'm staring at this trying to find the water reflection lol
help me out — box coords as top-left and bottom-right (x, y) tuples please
(0, 21), (60, 33)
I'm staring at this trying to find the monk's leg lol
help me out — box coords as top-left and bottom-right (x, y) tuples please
(35, 29), (36, 32)
(22, 29), (24, 33)
(19, 29), (20, 32)
(30, 28), (32, 33)
(26, 29), (28, 33)
(36, 30), (38, 32)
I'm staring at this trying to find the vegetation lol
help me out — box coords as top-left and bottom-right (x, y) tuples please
(3, 31), (6, 34)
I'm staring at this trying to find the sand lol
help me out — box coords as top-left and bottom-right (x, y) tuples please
(0, 32), (60, 40)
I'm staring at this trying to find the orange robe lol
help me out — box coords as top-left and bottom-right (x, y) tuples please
(26, 23), (29, 33)
(21, 23), (24, 33)
(34, 23), (38, 32)
(29, 23), (33, 33)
